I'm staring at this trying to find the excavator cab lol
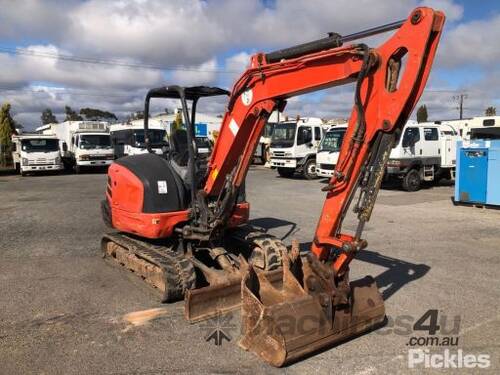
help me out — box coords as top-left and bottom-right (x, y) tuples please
(144, 86), (229, 190)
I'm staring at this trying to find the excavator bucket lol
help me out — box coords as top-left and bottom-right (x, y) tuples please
(238, 245), (386, 367)
(185, 268), (284, 323)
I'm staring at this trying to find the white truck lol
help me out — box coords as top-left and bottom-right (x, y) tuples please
(110, 119), (168, 158)
(437, 116), (500, 140)
(316, 124), (348, 178)
(38, 121), (114, 173)
(269, 117), (327, 179)
(385, 121), (460, 191)
(11, 134), (64, 176)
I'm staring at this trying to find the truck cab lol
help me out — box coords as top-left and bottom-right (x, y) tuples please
(68, 131), (114, 173)
(110, 120), (168, 158)
(316, 124), (348, 178)
(269, 117), (325, 179)
(12, 134), (64, 176)
(386, 121), (459, 191)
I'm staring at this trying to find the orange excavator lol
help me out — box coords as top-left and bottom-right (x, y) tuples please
(101, 7), (445, 366)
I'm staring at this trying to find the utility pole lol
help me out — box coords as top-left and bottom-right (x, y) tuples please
(453, 93), (467, 119)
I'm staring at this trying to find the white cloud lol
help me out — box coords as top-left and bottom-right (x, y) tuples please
(0, 0), (497, 128)
(0, 45), (164, 89)
(67, 0), (226, 66)
(170, 58), (218, 86)
(437, 14), (500, 68)
(421, 0), (463, 22)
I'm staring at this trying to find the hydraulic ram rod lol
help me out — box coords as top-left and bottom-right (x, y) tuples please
(340, 20), (404, 43)
(265, 19), (404, 63)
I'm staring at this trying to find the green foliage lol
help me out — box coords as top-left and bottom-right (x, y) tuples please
(173, 111), (184, 130)
(80, 107), (117, 121)
(64, 106), (83, 121)
(0, 103), (15, 166)
(41, 108), (58, 124)
(416, 104), (428, 123)
(485, 106), (496, 116)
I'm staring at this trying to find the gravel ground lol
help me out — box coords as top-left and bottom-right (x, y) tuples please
(0, 166), (498, 374)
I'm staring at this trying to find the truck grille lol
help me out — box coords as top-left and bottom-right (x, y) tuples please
(272, 151), (285, 157)
(319, 164), (335, 170)
(29, 158), (55, 165)
(89, 155), (113, 161)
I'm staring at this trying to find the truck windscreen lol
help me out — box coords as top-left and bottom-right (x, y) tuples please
(270, 122), (296, 147)
(470, 127), (500, 140)
(80, 134), (111, 149)
(319, 129), (345, 152)
(134, 129), (167, 147)
(21, 139), (59, 152)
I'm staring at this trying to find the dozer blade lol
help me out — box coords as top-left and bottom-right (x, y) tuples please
(238, 246), (386, 367)
(185, 267), (284, 323)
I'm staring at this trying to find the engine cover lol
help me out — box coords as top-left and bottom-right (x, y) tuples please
(104, 153), (189, 238)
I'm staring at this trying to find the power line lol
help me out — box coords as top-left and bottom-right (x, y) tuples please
(0, 86), (144, 98)
(0, 46), (240, 74)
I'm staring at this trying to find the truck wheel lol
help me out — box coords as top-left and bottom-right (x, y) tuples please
(277, 167), (295, 178)
(402, 169), (421, 192)
(302, 159), (317, 180)
(15, 163), (20, 174)
(75, 165), (81, 174)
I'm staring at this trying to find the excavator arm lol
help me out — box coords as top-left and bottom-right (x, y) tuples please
(203, 7), (444, 275)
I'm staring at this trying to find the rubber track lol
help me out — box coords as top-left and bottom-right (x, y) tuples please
(102, 233), (196, 302)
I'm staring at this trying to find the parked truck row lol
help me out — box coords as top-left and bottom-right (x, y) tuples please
(13, 113), (500, 192)
(267, 115), (500, 191)
(15, 110), (221, 176)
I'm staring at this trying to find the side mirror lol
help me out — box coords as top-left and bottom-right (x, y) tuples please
(62, 142), (68, 152)
(12, 143), (17, 152)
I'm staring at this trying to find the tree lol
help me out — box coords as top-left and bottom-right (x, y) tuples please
(79, 107), (117, 121)
(485, 106), (496, 116)
(0, 103), (16, 166)
(64, 106), (83, 121)
(416, 104), (428, 123)
(41, 108), (58, 124)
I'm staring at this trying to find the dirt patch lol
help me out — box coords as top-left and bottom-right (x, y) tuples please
(123, 307), (169, 328)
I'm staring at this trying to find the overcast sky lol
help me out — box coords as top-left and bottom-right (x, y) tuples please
(0, 0), (499, 130)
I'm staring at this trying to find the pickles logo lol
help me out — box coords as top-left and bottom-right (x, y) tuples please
(408, 349), (490, 369)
